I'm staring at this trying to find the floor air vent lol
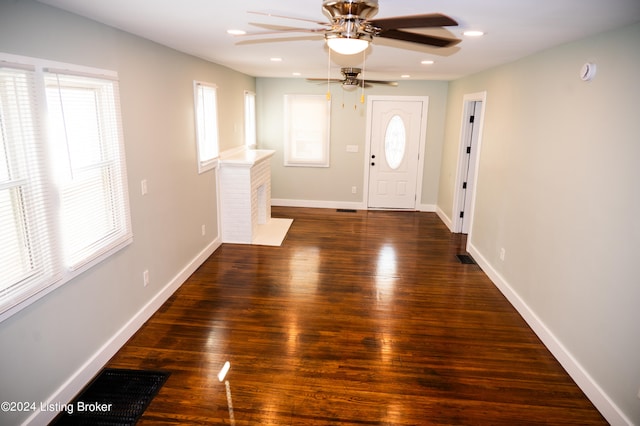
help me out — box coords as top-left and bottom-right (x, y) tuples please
(456, 254), (476, 264)
(52, 368), (170, 425)
(337, 209), (357, 213)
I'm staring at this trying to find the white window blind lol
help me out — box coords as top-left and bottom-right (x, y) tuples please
(284, 94), (331, 167)
(244, 90), (256, 148)
(0, 65), (59, 312)
(194, 82), (219, 172)
(44, 71), (131, 270)
(0, 56), (131, 321)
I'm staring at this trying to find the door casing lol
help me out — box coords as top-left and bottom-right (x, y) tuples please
(453, 91), (487, 235)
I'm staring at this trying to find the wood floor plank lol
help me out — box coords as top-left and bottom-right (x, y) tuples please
(107, 207), (606, 425)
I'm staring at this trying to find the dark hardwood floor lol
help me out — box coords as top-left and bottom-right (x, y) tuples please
(106, 207), (606, 425)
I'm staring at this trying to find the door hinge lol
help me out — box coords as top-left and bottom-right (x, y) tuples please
(466, 146), (471, 154)
(469, 115), (475, 123)
(459, 211), (464, 218)
(462, 182), (467, 189)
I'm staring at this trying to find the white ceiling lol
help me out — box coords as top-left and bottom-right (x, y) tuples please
(38, 0), (640, 81)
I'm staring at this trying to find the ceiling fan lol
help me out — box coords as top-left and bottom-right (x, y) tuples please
(242, 0), (461, 55)
(307, 67), (398, 88)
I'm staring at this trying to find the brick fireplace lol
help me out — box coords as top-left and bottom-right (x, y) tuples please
(219, 149), (291, 245)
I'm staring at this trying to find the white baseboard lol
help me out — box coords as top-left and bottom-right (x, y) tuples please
(417, 203), (436, 212)
(466, 242), (632, 426)
(24, 238), (221, 426)
(272, 199), (437, 213)
(272, 198), (365, 210)
(435, 205), (454, 232)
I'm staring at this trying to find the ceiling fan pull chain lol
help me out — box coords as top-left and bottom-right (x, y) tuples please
(360, 49), (366, 104)
(326, 47), (332, 101)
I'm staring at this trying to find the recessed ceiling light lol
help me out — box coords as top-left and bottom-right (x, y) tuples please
(463, 30), (484, 37)
(421, 60), (435, 65)
(226, 29), (246, 35)
(270, 57), (283, 62)
(292, 72), (301, 76)
(401, 74), (411, 79)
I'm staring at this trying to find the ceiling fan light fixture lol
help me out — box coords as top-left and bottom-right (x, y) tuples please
(341, 82), (359, 91)
(326, 36), (369, 55)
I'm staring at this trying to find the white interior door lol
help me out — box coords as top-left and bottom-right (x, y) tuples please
(367, 98), (425, 209)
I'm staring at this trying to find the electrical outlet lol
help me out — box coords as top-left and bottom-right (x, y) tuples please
(499, 248), (506, 261)
(140, 179), (148, 195)
(143, 269), (149, 287)
(351, 186), (357, 194)
(201, 224), (206, 236)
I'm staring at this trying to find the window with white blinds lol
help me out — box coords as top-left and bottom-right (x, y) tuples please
(0, 65), (59, 315)
(283, 94), (331, 167)
(194, 81), (219, 172)
(44, 71), (131, 270)
(0, 56), (131, 321)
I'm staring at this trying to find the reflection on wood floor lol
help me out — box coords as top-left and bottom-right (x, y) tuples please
(107, 207), (606, 425)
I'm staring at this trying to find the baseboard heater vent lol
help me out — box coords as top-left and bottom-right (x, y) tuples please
(456, 254), (476, 264)
(337, 209), (357, 213)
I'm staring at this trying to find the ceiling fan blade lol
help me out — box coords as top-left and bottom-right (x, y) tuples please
(307, 78), (345, 83)
(248, 10), (328, 26)
(364, 80), (399, 87)
(378, 29), (460, 48)
(235, 35), (324, 46)
(241, 22), (326, 36)
(369, 13), (458, 30)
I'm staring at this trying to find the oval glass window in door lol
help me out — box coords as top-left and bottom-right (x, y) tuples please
(384, 115), (406, 169)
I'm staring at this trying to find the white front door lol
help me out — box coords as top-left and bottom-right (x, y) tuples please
(367, 98), (426, 209)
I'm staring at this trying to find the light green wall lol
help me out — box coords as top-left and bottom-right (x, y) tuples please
(0, 1), (253, 424)
(256, 77), (448, 207)
(439, 22), (640, 423)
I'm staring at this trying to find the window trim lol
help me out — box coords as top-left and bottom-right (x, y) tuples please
(0, 52), (132, 323)
(193, 81), (220, 173)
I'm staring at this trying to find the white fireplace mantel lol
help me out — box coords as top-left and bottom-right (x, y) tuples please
(219, 148), (275, 166)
